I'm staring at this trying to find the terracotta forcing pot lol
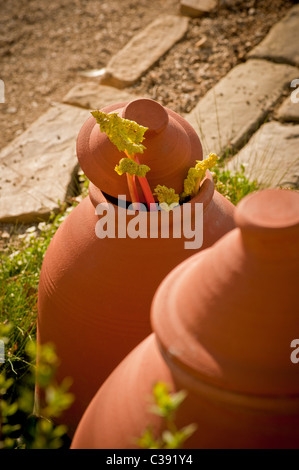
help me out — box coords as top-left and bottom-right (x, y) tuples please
(71, 188), (299, 449)
(37, 98), (235, 436)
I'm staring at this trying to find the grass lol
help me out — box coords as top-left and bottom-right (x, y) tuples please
(212, 163), (259, 205)
(0, 324), (74, 448)
(0, 208), (77, 448)
(0, 209), (71, 380)
(0, 170), (89, 380)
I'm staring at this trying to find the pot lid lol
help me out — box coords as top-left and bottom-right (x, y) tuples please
(151, 189), (299, 395)
(76, 98), (203, 202)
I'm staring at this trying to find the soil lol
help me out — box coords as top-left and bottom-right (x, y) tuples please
(0, 0), (295, 152)
(128, 0), (297, 115)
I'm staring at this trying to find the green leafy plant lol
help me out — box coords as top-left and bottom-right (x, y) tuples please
(0, 323), (73, 449)
(212, 164), (259, 205)
(0, 207), (72, 379)
(138, 382), (197, 449)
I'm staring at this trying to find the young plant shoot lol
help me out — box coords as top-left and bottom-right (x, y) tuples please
(91, 111), (218, 211)
(154, 185), (180, 212)
(181, 153), (218, 200)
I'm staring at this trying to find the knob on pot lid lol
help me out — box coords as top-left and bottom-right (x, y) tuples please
(76, 98), (203, 202)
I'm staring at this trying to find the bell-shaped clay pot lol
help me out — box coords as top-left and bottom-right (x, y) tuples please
(76, 98), (203, 203)
(71, 189), (299, 449)
(37, 98), (235, 437)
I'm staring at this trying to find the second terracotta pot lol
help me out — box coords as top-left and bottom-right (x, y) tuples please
(37, 99), (236, 437)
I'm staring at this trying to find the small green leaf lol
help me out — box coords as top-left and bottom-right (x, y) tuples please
(180, 423), (198, 439)
(151, 382), (187, 419)
(162, 423), (197, 449)
(38, 418), (53, 434)
(138, 428), (161, 449)
(1, 423), (21, 435)
(1, 400), (18, 417)
(162, 430), (175, 444)
(1, 437), (15, 449)
(170, 390), (187, 410)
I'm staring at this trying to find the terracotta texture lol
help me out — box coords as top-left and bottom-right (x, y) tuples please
(37, 98), (236, 436)
(71, 189), (299, 449)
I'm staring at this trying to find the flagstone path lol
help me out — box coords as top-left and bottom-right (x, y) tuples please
(0, 4), (298, 223)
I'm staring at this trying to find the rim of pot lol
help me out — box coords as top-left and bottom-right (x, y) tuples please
(88, 169), (215, 222)
(155, 342), (299, 413)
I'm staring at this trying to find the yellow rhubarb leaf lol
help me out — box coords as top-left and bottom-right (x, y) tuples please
(154, 185), (180, 211)
(91, 110), (148, 155)
(181, 152), (218, 199)
(115, 158), (150, 177)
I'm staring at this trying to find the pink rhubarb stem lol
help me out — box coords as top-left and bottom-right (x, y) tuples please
(126, 173), (140, 210)
(134, 156), (157, 212)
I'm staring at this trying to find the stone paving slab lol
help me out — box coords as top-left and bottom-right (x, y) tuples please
(248, 5), (299, 67)
(63, 83), (140, 110)
(226, 121), (299, 189)
(180, 0), (217, 17)
(276, 96), (299, 123)
(0, 103), (90, 223)
(100, 15), (189, 88)
(185, 59), (298, 156)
